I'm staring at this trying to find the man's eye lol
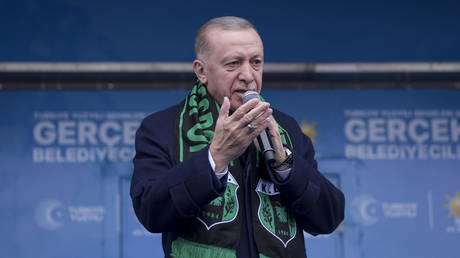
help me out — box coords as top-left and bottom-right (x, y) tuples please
(227, 61), (239, 66)
(252, 59), (262, 68)
(225, 61), (240, 69)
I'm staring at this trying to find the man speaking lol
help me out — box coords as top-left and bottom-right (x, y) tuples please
(130, 16), (345, 258)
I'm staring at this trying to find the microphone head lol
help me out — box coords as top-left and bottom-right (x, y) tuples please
(242, 91), (259, 104)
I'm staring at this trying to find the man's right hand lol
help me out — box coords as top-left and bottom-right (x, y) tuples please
(209, 96), (272, 173)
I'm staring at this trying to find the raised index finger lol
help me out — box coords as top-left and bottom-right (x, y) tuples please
(230, 98), (260, 120)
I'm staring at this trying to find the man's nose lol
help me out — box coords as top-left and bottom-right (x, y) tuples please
(238, 62), (254, 84)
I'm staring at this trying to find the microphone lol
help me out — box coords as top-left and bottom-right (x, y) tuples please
(242, 91), (276, 165)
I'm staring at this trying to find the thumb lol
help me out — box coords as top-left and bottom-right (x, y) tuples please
(219, 97), (230, 119)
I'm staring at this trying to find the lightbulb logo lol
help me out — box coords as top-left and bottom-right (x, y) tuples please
(35, 198), (105, 231)
(35, 199), (66, 231)
(300, 119), (320, 144)
(443, 190), (460, 232)
(351, 195), (379, 225)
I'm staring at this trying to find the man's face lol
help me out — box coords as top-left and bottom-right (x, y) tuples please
(200, 28), (264, 110)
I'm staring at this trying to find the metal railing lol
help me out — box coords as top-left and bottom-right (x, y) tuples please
(1, 62), (460, 89)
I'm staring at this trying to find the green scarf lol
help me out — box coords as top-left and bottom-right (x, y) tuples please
(172, 80), (305, 258)
(175, 79), (292, 164)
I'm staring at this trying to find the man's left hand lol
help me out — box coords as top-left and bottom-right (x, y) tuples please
(264, 116), (287, 167)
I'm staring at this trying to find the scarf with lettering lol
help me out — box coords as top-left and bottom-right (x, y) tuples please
(172, 80), (306, 258)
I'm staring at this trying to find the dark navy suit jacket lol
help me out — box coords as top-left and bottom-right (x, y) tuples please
(130, 103), (345, 257)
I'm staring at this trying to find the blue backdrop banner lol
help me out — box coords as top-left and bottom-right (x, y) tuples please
(1, 88), (459, 258)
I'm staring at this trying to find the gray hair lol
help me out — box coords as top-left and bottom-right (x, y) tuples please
(194, 16), (259, 60)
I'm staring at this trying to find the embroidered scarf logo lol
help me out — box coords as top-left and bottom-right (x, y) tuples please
(196, 172), (239, 230)
(256, 178), (297, 247)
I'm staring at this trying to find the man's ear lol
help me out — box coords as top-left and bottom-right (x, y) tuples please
(193, 59), (207, 84)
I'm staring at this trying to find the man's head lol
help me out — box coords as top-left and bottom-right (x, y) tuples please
(193, 16), (264, 110)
